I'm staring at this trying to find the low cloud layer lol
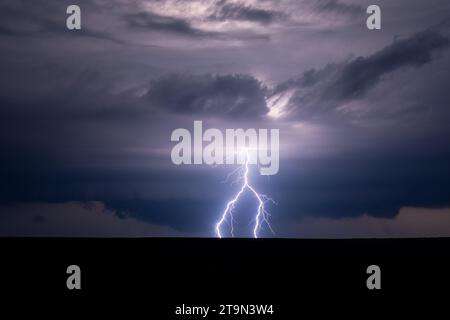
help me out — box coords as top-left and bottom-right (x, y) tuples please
(2, 202), (450, 238)
(284, 207), (450, 238)
(0, 202), (187, 237)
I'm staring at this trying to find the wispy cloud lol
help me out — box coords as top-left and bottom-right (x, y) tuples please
(270, 29), (450, 121)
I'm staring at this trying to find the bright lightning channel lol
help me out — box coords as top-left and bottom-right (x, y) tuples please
(215, 149), (275, 238)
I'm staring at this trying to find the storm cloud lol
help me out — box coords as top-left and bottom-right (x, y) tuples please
(124, 11), (218, 37)
(1, 0), (450, 237)
(314, 0), (363, 16)
(271, 29), (450, 121)
(211, 1), (285, 25)
(0, 0), (122, 43)
(146, 74), (269, 118)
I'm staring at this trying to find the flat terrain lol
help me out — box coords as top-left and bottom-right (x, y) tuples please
(1, 238), (448, 317)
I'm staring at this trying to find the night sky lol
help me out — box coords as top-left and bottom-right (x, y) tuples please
(1, 0), (450, 237)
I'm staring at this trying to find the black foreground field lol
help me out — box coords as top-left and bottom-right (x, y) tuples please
(1, 238), (448, 318)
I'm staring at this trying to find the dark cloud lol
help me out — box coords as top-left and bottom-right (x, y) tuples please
(146, 74), (269, 118)
(0, 0), (60, 36)
(273, 30), (450, 120)
(0, 202), (188, 237)
(211, 1), (284, 25)
(329, 30), (450, 100)
(314, 0), (363, 16)
(273, 154), (450, 221)
(103, 198), (216, 233)
(124, 11), (217, 37)
(0, 0), (124, 43)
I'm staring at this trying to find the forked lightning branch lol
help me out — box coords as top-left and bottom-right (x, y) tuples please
(171, 121), (280, 238)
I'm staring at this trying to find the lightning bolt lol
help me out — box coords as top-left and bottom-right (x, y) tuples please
(215, 149), (275, 238)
